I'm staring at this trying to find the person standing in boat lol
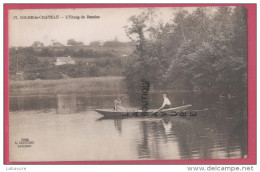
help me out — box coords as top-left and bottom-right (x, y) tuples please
(114, 96), (125, 111)
(114, 97), (121, 111)
(160, 94), (171, 110)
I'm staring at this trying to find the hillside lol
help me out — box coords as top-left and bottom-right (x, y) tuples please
(9, 42), (134, 80)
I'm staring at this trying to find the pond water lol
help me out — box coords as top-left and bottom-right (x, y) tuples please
(9, 92), (247, 161)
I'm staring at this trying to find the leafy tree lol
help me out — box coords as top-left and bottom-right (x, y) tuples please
(124, 9), (164, 91)
(67, 39), (84, 46)
(232, 6), (247, 58)
(124, 7), (248, 97)
(52, 42), (63, 46)
(89, 41), (101, 47)
(32, 41), (44, 47)
(39, 47), (53, 57)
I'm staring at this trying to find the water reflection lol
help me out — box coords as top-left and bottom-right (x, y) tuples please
(9, 92), (247, 161)
(56, 95), (76, 114)
(114, 118), (123, 133)
(96, 111), (247, 160)
(162, 118), (173, 135)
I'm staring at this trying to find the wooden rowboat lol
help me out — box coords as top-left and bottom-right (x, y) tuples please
(95, 104), (192, 117)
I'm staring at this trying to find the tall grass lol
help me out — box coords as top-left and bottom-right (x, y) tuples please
(9, 76), (126, 96)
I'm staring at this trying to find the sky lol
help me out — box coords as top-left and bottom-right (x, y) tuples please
(9, 7), (199, 47)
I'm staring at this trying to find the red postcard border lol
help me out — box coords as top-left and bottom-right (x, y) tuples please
(3, 3), (256, 165)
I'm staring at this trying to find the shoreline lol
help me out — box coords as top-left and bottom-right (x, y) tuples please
(9, 76), (215, 97)
(9, 76), (126, 96)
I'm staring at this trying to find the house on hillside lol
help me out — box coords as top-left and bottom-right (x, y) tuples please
(55, 56), (75, 66)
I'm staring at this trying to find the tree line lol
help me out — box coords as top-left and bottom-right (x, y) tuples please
(31, 39), (130, 47)
(9, 46), (120, 59)
(124, 7), (247, 97)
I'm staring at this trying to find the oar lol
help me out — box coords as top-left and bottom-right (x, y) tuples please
(150, 107), (163, 116)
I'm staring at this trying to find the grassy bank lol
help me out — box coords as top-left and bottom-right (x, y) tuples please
(9, 76), (126, 96)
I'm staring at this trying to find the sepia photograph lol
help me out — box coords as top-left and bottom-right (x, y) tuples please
(7, 5), (249, 162)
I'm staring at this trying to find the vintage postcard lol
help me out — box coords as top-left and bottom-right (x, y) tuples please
(4, 4), (256, 164)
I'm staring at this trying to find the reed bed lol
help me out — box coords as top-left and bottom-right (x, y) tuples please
(9, 76), (126, 96)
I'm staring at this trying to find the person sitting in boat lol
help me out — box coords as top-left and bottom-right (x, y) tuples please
(114, 97), (125, 111)
(151, 94), (171, 115)
(160, 94), (171, 110)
